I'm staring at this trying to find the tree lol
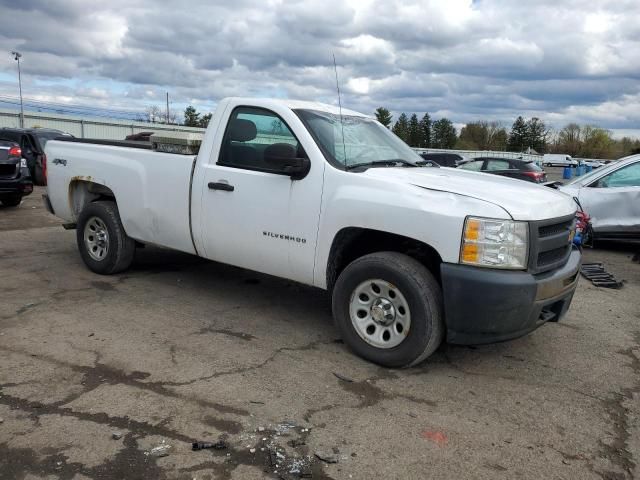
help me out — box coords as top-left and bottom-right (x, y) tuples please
(431, 118), (457, 149)
(145, 105), (163, 123)
(525, 117), (549, 153)
(184, 105), (201, 127)
(556, 123), (582, 156)
(199, 113), (212, 128)
(458, 121), (488, 150)
(375, 107), (393, 128)
(392, 113), (409, 143)
(580, 126), (613, 158)
(407, 113), (421, 147)
(419, 113), (431, 148)
(508, 116), (528, 152)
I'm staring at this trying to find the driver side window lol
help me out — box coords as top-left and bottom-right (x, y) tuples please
(593, 162), (640, 188)
(218, 107), (304, 174)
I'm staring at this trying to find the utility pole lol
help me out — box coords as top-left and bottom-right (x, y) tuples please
(11, 51), (24, 128)
(166, 92), (169, 125)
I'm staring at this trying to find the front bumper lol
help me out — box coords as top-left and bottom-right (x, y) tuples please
(0, 167), (33, 196)
(441, 247), (581, 345)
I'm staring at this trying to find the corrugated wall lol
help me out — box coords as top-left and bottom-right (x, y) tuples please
(0, 109), (205, 140)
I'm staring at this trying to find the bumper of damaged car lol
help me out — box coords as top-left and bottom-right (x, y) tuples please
(441, 247), (581, 345)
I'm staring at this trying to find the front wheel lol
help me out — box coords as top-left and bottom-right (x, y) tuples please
(76, 201), (135, 274)
(332, 252), (444, 368)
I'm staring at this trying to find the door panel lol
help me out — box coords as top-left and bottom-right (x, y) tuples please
(199, 106), (323, 284)
(579, 161), (640, 235)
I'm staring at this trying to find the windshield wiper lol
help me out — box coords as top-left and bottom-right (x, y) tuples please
(345, 159), (419, 171)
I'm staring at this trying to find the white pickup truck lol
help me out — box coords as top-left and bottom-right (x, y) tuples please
(44, 98), (581, 367)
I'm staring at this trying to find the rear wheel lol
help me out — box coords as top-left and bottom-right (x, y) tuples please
(332, 252), (444, 368)
(76, 201), (135, 274)
(0, 195), (22, 207)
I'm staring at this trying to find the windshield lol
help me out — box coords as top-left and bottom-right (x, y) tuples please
(295, 109), (424, 169)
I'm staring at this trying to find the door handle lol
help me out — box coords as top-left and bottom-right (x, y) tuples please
(208, 181), (234, 192)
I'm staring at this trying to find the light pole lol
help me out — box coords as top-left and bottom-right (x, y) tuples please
(11, 51), (24, 128)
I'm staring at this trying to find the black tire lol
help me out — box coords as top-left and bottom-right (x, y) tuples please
(34, 164), (45, 186)
(332, 252), (444, 368)
(1, 195), (22, 207)
(76, 201), (135, 275)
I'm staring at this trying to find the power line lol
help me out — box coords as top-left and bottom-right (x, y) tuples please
(0, 94), (147, 120)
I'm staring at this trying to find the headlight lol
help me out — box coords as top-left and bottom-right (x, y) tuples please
(20, 158), (27, 168)
(460, 217), (528, 269)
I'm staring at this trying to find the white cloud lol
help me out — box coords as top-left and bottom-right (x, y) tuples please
(0, 0), (638, 135)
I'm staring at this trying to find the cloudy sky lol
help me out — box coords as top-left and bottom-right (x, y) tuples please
(0, 0), (639, 136)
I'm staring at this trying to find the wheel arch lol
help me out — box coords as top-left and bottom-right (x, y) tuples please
(326, 227), (443, 294)
(68, 179), (116, 221)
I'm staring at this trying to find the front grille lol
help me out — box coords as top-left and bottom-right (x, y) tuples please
(538, 246), (570, 267)
(0, 163), (18, 178)
(529, 215), (575, 274)
(539, 219), (573, 238)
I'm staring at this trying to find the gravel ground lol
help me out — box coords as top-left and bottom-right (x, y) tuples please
(0, 186), (638, 480)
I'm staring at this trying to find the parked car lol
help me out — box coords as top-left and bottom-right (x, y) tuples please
(543, 154), (578, 167)
(0, 128), (73, 185)
(0, 141), (33, 206)
(418, 152), (467, 167)
(125, 131), (154, 142)
(458, 157), (548, 183)
(558, 154), (640, 240)
(575, 158), (605, 169)
(44, 97), (580, 368)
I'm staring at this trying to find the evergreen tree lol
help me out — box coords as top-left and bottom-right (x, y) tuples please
(525, 117), (548, 153)
(199, 113), (212, 128)
(375, 107), (393, 128)
(431, 118), (457, 148)
(392, 113), (410, 143)
(408, 113), (421, 147)
(419, 113), (432, 148)
(184, 106), (201, 127)
(508, 116), (528, 152)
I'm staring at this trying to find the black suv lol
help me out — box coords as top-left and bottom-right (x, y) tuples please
(0, 128), (72, 185)
(0, 141), (33, 206)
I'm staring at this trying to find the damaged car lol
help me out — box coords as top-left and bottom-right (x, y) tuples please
(558, 154), (640, 241)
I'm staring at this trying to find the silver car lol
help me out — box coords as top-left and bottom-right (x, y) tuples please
(559, 155), (640, 240)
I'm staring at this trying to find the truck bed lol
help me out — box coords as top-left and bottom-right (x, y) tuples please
(46, 140), (198, 255)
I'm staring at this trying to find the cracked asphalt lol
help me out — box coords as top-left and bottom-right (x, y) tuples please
(1, 187), (638, 480)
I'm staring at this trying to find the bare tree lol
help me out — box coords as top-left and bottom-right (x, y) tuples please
(145, 105), (163, 123)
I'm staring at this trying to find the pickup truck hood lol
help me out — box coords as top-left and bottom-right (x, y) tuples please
(364, 167), (576, 221)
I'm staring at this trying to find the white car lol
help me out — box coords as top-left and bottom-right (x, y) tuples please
(559, 155), (640, 240)
(43, 97), (580, 367)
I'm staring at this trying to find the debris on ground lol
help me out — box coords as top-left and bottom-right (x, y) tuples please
(421, 430), (448, 446)
(580, 262), (624, 288)
(0, 417), (4, 423)
(192, 440), (228, 450)
(111, 431), (123, 440)
(258, 426), (265, 432)
(275, 421), (297, 435)
(314, 451), (339, 463)
(148, 442), (172, 457)
(333, 372), (354, 383)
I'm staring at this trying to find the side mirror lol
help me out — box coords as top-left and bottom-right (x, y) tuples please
(264, 143), (310, 180)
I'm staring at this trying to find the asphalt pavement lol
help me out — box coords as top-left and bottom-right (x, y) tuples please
(0, 186), (638, 480)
